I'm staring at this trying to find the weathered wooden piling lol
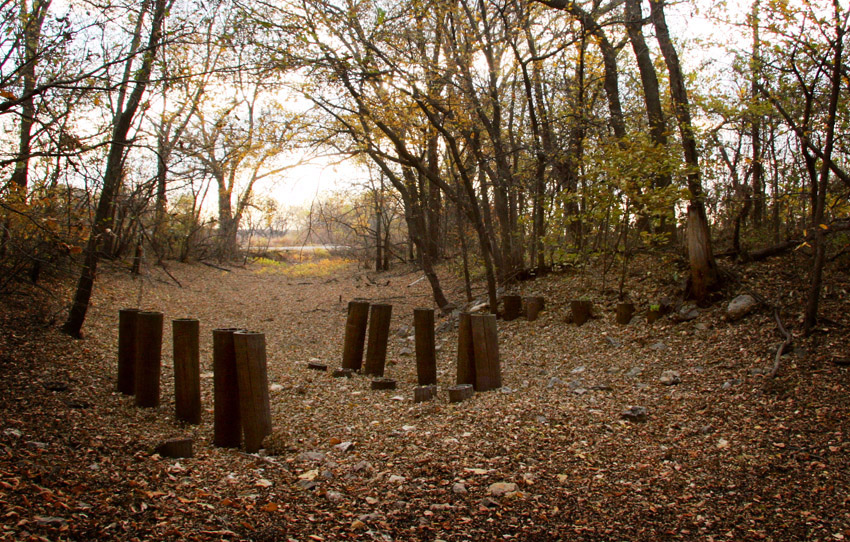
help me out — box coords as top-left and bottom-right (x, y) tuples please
(414, 308), (437, 386)
(470, 314), (501, 392)
(233, 331), (272, 454)
(341, 300), (370, 371)
(364, 303), (392, 377)
(134, 311), (163, 408)
(173, 318), (201, 424)
(212, 328), (241, 448)
(117, 308), (140, 395)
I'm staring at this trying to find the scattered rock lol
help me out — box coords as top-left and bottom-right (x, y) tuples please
(297, 451), (326, 463)
(480, 497), (501, 509)
(326, 491), (343, 502)
(625, 366), (644, 378)
(674, 305), (700, 322)
(571, 365), (586, 374)
(649, 342), (668, 351)
(604, 337), (622, 348)
(546, 377), (563, 389)
(388, 474), (406, 484)
(430, 503), (451, 511)
(334, 441), (355, 453)
(590, 384), (612, 391)
(452, 482), (468, 495)
(399, 347), (413, 356)
(35, 516), (67, 528)
(350, 519), (366, 531)
(749, 368), (769, 376)
(296, 479), (317, 490)
(659, 370), (681, 386)
(621, 406), (647, 423)
(487, 482), (518, 496)
(270, 383), (284, 392)
(3, 428), (21, 438)
(352, 460), (372, 473)
(572, 388), (587, 396)
(721, 379), (741, 390)
(332, 368), (354, 378)
(726, 294), (758, 321)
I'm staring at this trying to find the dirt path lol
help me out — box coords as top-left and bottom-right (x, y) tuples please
(1, 259), (849, 541)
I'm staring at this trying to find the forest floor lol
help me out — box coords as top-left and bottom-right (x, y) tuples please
(1, 250), (849, 541)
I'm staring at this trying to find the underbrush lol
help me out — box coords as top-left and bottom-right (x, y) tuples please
(253, 255), (354, 277)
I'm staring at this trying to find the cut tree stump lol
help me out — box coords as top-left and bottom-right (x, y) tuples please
(414, 308), (437, 386)
(647, 309), (661, 324)
(524, 297), (545, 321)
(502, 295), (523, 321)
(154, 438), (193, 459)
(370, 377), (397, 390)
(456, 312), (476, 386)
(615, 302), (635, 325)
(173, 318), (201, 424)
(470, 314), (501, 391)
(570, 300), (592, 326)
(332, 368), (354, 378)
(233, 331), (272, 454)
(117, 308), (140, 395)
(307, 362), (328, 371)
(341, 300), (370, 371)
(134, 311), (163, 408)
(414, 384), (437, 403)
(448, 384), (474, 403)
(364, 304), (393, 376)
(212, 328), (242, 448)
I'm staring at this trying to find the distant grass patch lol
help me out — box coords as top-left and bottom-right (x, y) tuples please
(252, 256), (353, 277)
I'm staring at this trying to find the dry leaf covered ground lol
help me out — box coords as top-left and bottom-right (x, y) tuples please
(1, 254), (849, 541)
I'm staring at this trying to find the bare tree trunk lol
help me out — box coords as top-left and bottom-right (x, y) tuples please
(62, 0), (167, 337)
(649, 0), (719, 302)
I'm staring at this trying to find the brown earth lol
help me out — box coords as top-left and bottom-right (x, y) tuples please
(1, 253), (848, 541)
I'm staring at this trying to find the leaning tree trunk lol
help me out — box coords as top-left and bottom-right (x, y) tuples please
(62, 0), (167, 338)
(649, 0), (719, 302)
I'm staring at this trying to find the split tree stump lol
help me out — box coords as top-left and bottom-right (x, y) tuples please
(470, 314), (501, 391)
(371, 377), (397, 390)
(212, 328), (242, 448)
(117, 308), (140, 395)
(448, 384), (474, 403)
(570, 300), (592, 326)
(502, 295), (523, 321)
(364, 303), (392, 377)
(414, 384), (437, 403)
(341, 300), (370, 371)
(615, 303), (635, 325)
(414, 308), (437, 386)
(524, 296), (545, 321)
(173, 318), (201, 424)
(134, 311), (163, 408)
(456, 312), (476, 386)
(233, 331), (272, 454)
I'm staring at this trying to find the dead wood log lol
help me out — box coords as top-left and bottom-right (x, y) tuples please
(414, 308), (437, 386)
(414, 384), (437, 403)
(117, 308), (140, 395)
(371, 377), (397, 390)
(134, 311), (163, 408)
(364, 304), (393, 377)
(341, 300), (370, 371)
(212, 328), (242, 448)
(524, 296), (545, 321)
(768, 308), (793, 380)
(233, 331), (272, 454)
(570, 300), (592, 326)
(615, 302), (635, 325)
(173, 318), (201, 424)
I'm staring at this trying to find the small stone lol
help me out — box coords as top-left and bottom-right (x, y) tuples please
(721, 379), (741, 390)
(351, 519), (366, 531)
(727, 294), (758, 321)
(332, 368), (354, 378)
(500, 387), (514, 394)
(430, 503), (451, 511)
(359, 512), (383, 522)
(675, 305), (700, 322)
(572, 388), (587, 396)
(546, 377), (563, 389)
(452, 482), (468, 495)
(480, 497), (501, 509)
(298, 451), (326, 463)
(717, 438), (730, 449)
(399, 347), (413, 356)
(621, 406), (647, 423)
(352, 460), (372, 473)
(326, 491), (343, 502)
(388, 475), (406, 484)
(296, 479), (317, 490)
(3, 428), (21, 438)
(571, 365), (586, 374)
(535, 415), (548, 424)
(270, 383), (283, 392)
(590, 384), (612, 391)
(650, 342), (668, 351)
(335, 441), (355, 453)
(604, 337), (622, 348)
(626, 366), (644, 378)
(749, 368), (769, 376)
(487, 482), (518, 496)
(695, 322), (709, 331)
(35, 516), (67, 528)
(659, 371), (681, 386)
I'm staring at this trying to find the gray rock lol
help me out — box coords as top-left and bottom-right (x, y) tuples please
(571, 365), (586, 374)
(650, 342), (668, 351)
(297, 451), (326, 463)
(546, 377), (563, 389)
(335, 441), (355, 453)
(352, 460), (372, 473)
(727, 294), (758, 321)
(567, 379), (583, 390)
(590, 384), (612, 391)
(721, 379), (741, 390)
(749, 368), (769, 376)
(326, 491), (343, 502)
(452, 482), (468, 495)
(621, 406), (647, 423)
(535, 415), (548, 424)
(487, 482), (518, 496)
(388, 474), (406, 484)
(659, 370), (681, 386)
(3, 428), (21, 438)
(604, 337), (622, 348)
(572, 388), (588, 396)
(675, 305), (700, 322)
(35, 516), (67, 528)
(480, 497), (501, 508)
(399, 347), (413, 356)
(296, 479), (317, 490)
(429, 503), (451, 511)
(626, 366), (644, 378)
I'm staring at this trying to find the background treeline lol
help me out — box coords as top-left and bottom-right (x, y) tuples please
(0, 0), (847, 337)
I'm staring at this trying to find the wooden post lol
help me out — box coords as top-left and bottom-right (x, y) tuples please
(233, 331), (272, 454)
(414, 384), (437, 403)
(364, 303), (392, 376)
(503, 295), (523, 321)
(414, 308), (437, 386)
(173, 318), (201, 424)
(448, 384), (474, 403)
(212, 328), (241, 448)
(341, 300), (370, 371)
(570, 300), (592, 326)
(615, 302), (635, 325)
(134, 311), (163, 408)
(470, 314), (501, 392)
(117, 308), (140, 395)
(456, 312), (476, 386)
(524, 296), (545, 321)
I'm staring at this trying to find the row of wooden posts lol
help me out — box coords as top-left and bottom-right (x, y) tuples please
(339, 300), (505, 396)
(115, 298), (518, 454)
(117, 309), (272, 453)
